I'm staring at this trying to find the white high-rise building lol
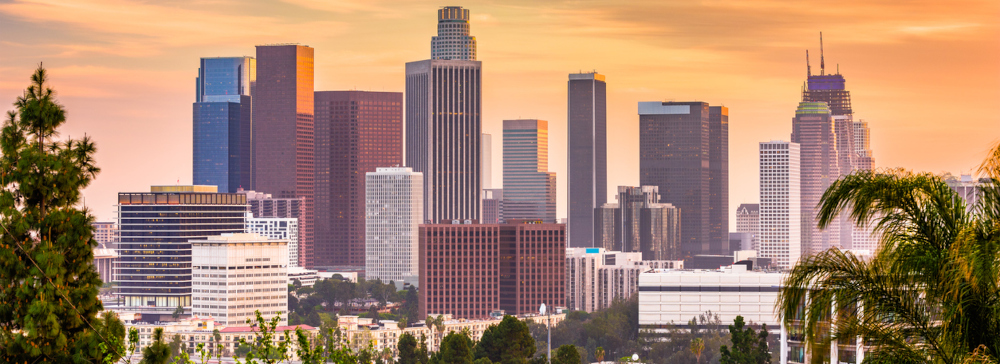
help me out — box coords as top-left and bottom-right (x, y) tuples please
(735, 204), (759, 250)
(191, 233), (288, 326)
(759, 141), (801, 270)
(366, 167), (424, 288)
(431, 6), (477, 61)
(247, 217), (299, 268)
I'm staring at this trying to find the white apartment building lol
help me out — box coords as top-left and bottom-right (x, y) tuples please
(123, 315), (317, 358)
(339, 313), (565, 353)
(565, 248), (684, 312)
(246, 216), (299, 268)
(759, 141), (801, 270)
(365, 167), (423, 288)
(638, 267), (862, 364)
(191, 233), (288, 326)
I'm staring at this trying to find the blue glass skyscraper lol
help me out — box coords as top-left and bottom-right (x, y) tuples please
(193, 57), (255, 192)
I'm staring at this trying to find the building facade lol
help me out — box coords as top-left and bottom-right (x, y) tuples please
(481, 189), (503, 224)
(735, 203), (759, 251)
(759, 141), (801, 269)
(246, 217), (299, 268)
(314, 90), (403, 268)
(418, 220), (566, 319)
(365, 167), (424, 287)
(502, 119), (557, 223)
(241, 189), (307, 268)
(115, 186), (247, 312)
(190, 233), (288, 326)
(638, 101), (728, 257)
(430, 6), (477, 61)
(497, 221), (566, 315)
(790, 102), (840, 255)
(253, 44), (315, 268)
(418, 223), (499, 319)
(193, 56), (254, 193)
(567, 72), (607, 248)
(594, 186), (681, 260)
(565, 248), (683, 312)
(92, 221), (117, 247)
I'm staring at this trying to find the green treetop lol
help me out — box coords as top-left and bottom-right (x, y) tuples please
(0, 65), (104, 363)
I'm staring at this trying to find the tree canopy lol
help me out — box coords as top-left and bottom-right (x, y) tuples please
(0, 65), (104, 363)
(474, 315), (535, 364)
(779, 143), (1000, 363)
(719, 316), (770, 364)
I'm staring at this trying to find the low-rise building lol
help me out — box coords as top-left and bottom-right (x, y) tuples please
(338, 313), (565, 353)
(124, 315), (316, 358)
(638, 267), (861, 364)
(191, 233), (289, 326)
(566, 248), (683, 312)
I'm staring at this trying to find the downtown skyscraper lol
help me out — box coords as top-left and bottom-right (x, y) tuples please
(638, 101), (729, 256)
(193, 57), (254, 193)
(791, 101), (841, 254)
(567, 72), (607, 247)
(314, 91), (402, 268)
(502, 119), (556, 223)
(406, 6), (481, 223)
(253, 44), (315, 268)
(800, 35), (876, 251)
(758, 141), (801, 269)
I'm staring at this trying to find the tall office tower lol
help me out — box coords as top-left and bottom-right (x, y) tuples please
(482, 133), (492, 189)
(593, 186), (681, 260)
(247, 217), (299, 268)
(115, 186), (246, 314)
(418, 220), (565, 319)
(852, 120), (874, 171)
(482, 189), (503, 224)
(241, 189), (307, 267)
(791, 101), (841, 255)
(406, 66), (481, 221)
(193, 57), (255, 193)
(735, 204), (759, 251)
(314, 91), (403, 268)
(567, 72), (607, 248)
(502, 119), (557, 223)
(365, 167), (423, 287)
(91, 221), (117, 247)
(639, 101), (729, 256)
(253, 44), (315, 267)
(431, 6), (476, 60)
(803, 36), (868, 249)
(191, 233), (288, 326)
(759, 141), (801, 270)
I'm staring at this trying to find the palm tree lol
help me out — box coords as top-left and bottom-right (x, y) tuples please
(595, 347), (605, 362)
(690, 338), (704, 364)
(778, 143), (1000, 364)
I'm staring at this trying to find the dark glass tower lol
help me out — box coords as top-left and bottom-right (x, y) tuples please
(567, 72), (607, 247)
(502, 119), (556, 223)
(253, 44), (315, 268)
(638, 101), (729, 257)
(193, 57), (254, 193)
(790, 101), (840, 255)
(115, 186), (246, 315)
(314, 91), (403, 268)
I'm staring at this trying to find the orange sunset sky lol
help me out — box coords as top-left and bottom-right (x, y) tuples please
(1, 0), (998, 228)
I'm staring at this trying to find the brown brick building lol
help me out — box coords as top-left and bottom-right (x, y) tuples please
(419, 220), (565, 319)
(314, 91), (403, 268)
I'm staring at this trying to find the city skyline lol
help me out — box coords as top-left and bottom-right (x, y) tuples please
(1, 1), (997, 228)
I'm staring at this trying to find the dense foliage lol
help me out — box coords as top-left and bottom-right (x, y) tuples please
(289, 278), (418, 327)
(0, 65), (105, 363)
(779, 143), (1000, 363)
(719, 316), (771, 364)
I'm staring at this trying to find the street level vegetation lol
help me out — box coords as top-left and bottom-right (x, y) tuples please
(779, 143), (1000, 363)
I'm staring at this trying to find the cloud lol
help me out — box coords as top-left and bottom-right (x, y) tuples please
(0, 0), (347, 56)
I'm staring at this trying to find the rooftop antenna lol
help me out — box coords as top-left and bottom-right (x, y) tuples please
(806, 50), (811, 77)
(819, 32), (825, 76)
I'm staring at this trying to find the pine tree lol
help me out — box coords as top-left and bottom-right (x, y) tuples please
(0, 65), (103, 363)
(719, 316), (770, 364)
